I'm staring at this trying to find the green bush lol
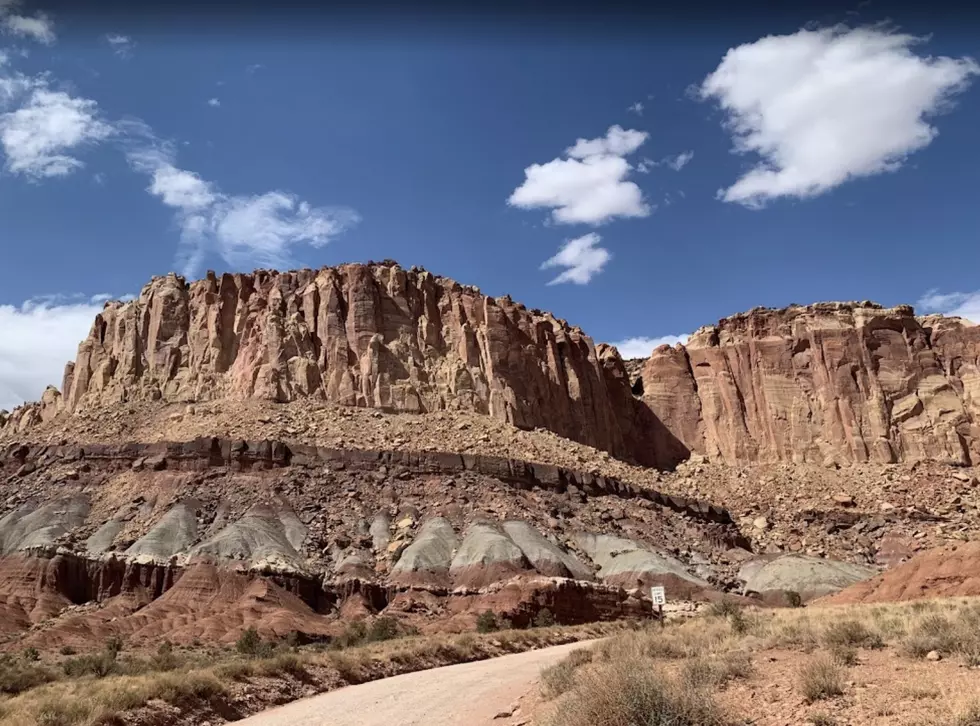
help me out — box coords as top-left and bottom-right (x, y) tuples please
(368, 616), (400, 642)
(0, 654), (57, 695)
(534, 608), (556, 628)
(62, 651), (118, 678)
(476, 610), (499, 634)
(22, 647), (39, 662)
(235, 627), (273, 657)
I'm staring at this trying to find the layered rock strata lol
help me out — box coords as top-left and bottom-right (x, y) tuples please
(0, 438), (753, 646)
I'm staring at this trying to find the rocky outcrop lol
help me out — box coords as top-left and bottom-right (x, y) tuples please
(16, 262), (638, 461)
(738, 554), (877, 603)
(638, 303), (980, 466)
(3, 266), (979, 469)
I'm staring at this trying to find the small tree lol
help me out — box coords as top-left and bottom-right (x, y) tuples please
(236, 627), (263, 656)
(476, 610), (499, 633)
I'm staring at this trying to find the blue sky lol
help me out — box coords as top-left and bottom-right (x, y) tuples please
(1, 0), (979, 410)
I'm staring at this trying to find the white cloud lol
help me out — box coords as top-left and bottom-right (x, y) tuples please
(636, 158), (654, 174)
(628, 101), (644, 115)
(611, 334), (690, 359)
(565, 125), (648, 159)
(664, 150), (694, 171)
(124, 131), (360, 277)
(699, 25), (979, 208)
(0, 1), (55, 45)
(207, 97), (220, 107)
(0, 87), (113, 178)
(540, 232), (610, 285)
(509, 125), (651, 225)
(917, 289), (980, 323)
(0, 295), (109, 411)
(104, 33), (134, 58)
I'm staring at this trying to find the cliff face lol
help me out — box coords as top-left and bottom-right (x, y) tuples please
(639, 302), (980, 466)
(31, 261), (639, 460)
(2, 264), (979, 468)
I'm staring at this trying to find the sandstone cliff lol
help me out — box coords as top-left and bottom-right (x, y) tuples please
(8, 261), (639, 460)
(3, 265), (979, 468)
(638, 302), (980, 466)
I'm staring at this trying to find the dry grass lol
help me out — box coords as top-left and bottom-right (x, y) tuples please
(541, 596), (980, 726)
(539, 648), (593, 700)
(798, 653), (845, 702)
(540, 655), (731, 726)
(0, 621), (618, 726)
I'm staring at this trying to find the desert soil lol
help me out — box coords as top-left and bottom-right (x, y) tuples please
(235, 639), (596, 726)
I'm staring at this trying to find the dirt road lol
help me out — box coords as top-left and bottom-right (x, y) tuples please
(236, 639), (596, 726)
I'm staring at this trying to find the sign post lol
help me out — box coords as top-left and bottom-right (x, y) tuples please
(650, 585), (666, 628)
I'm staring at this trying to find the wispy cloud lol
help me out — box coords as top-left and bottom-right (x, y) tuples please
(0, 85), (113, 178)
(104, 33), (134, 58)
(611, 334), (690, 359)
(627, 101), (644, 115)
(509, 125), (651, 225)
(540, 232), (611, 285)
(699, 25), (979, 208)
(0, 0), (55, 45)
(122, 123), (360, 277)
(664, 150), (693, 171)
(207, 97), (220, 108)
(917, 289), (980, 323)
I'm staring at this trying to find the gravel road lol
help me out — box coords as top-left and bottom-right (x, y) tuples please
(236, 639), (597, 726)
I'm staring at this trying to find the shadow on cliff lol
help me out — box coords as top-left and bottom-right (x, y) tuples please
(633, 402), (691, 471)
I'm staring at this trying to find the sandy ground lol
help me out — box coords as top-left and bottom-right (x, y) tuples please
(235, 639), (597, 726)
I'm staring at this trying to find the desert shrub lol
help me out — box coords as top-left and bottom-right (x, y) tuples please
(541, 656), (728, 726)
(540, 648), (592, 699)
(30, 697), (94, 726)
(785, 590), (804, 608)
(808, 711), (837, 726)
(105, 636), (124, 657)
(151, 640), (179, 672)
(534, 608), (556, 628)
(58, 645), (76, 656)
(902, 614), (957, 658)
(828, 643), (858, 666)
(0, 654), (58, 695)
(235, 627), (273, 657)
(706, 599), (743, 618)
(798, 654), (844, 702)
(680, 651), (753, 689)
(955, 701), (980, 726)
(822, 619), (883, 649)
(368, 616), (400, 643)
(253, 652), (307, 678)
(62, 650), (118, 678)
(476, 610), (499, 634)
(22, 647), (40, 662)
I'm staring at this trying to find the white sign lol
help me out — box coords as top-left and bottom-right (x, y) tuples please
(650, 586), (666, 606)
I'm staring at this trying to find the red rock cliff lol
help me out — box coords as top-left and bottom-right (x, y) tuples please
(639, 302), (980, 466)
(47, 261), (639, 460)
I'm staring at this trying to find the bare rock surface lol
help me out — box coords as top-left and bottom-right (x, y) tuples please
(573, 532), (709, 592)
(449, 522), (529, 589)
(0, 496), (89, 554)
(125, 499), (200, 564)
(390, 517), (458, 586)
(738, 554), (877, 601)
(501, 520), (592, 581)
(190, 504), (307, 573)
